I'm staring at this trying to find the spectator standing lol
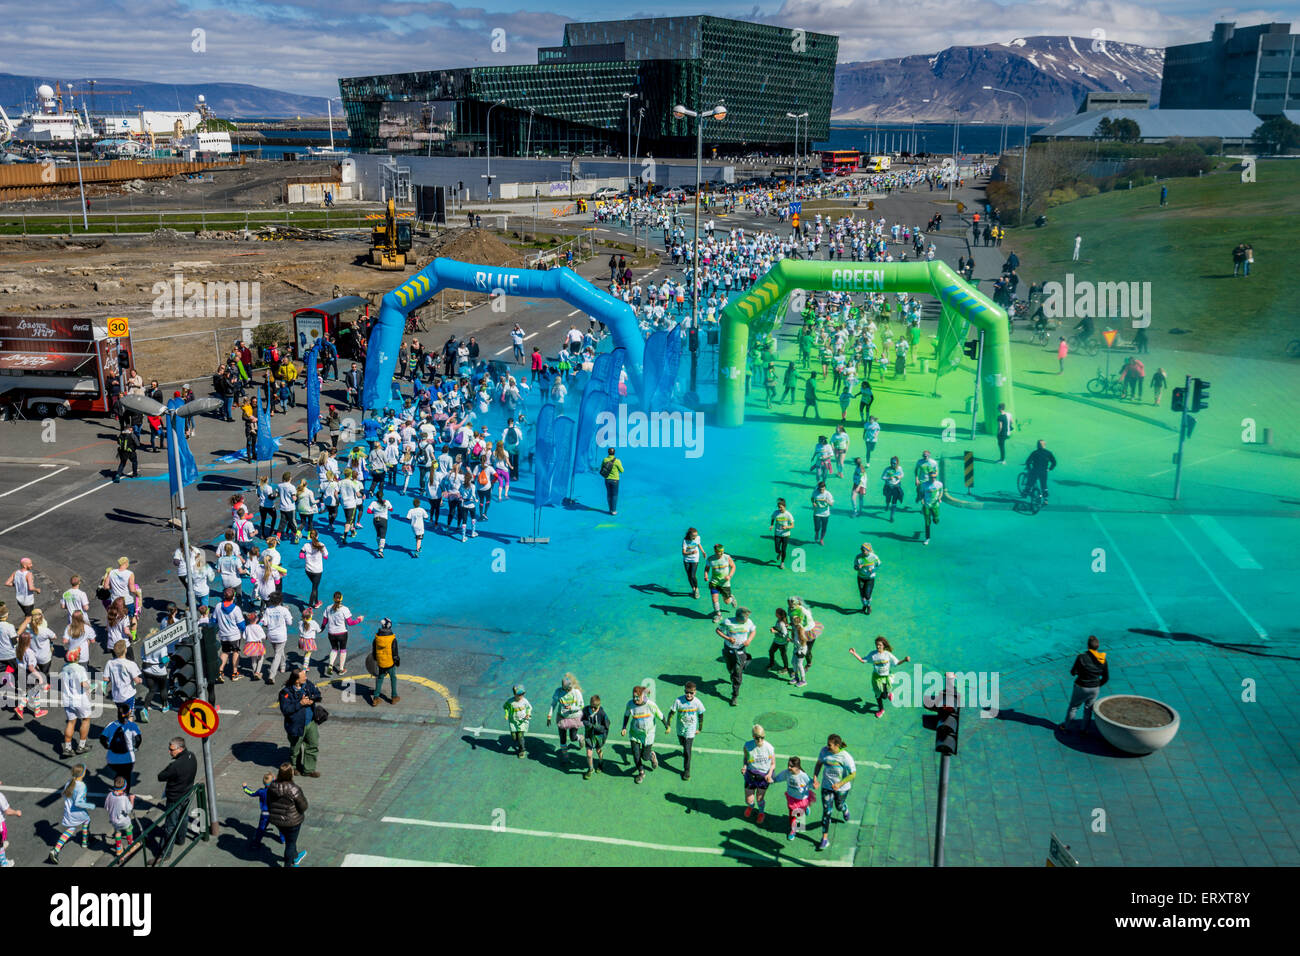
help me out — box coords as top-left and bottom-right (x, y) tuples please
(1059, 635), (1109, 735)
(266, 763), (309, 867)
(151, 737), (197, 865)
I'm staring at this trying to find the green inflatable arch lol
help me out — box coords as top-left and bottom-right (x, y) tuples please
(717, 260), (1014, 430)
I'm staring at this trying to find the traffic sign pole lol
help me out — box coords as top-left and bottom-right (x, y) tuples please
(171, 415), (220, 836)
(970, 330), (984, 440)
(1172, 374), (1190, 501)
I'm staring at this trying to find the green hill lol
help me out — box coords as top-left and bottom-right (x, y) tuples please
(1007, 160), (1300, 358)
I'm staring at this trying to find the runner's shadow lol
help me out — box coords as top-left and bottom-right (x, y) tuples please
(1128, 628), (1299, 661)
(230, 740), (287, 766)
(801, 690), (866, 713)
(649, 604), (714, 620)
(106, 509), (170, 528)
(663, 791), (741, 823)
(630, 582), (677, 597)
(214, 818), (285, 863)
(804, 598), (856, 617)
(731, 553), (768, 567)
(991, 708), (1059, 732)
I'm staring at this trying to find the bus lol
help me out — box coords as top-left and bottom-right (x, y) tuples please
(820, 150), (861, 175)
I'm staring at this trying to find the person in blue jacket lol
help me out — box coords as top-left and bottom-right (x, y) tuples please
(279, 668), (322, 777)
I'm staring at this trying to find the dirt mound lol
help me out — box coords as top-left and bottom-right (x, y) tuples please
(414, 228), (526, 269)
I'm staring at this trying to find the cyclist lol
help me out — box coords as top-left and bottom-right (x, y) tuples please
(1072, 313), (1094, 347)
(1025, 440), (1057, 501)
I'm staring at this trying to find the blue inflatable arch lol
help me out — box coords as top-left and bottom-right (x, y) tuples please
(362, 258), (645, 410)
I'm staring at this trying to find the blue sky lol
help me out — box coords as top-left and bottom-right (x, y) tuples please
(2, 1), (1297, 97)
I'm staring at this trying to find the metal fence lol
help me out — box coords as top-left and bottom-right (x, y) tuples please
(132, 326), (250, 387)
(0, 209), (374, 236)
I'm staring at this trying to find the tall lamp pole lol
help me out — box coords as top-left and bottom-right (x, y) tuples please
(119, 393), (224, 836)
(482, 98), (505, 201)
(69, 83), (88, 230)
(673, 102), (727, 338)
(984, 86), (1029, 221)
(786, 111), (808, 203)
(622, 92), (640, 193)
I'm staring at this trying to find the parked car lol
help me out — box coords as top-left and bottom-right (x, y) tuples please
(592, 187), (620, 200)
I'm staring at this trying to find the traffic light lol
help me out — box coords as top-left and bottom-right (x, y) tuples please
(1192, 378), (1211, 411)
(962, 339), (979, 360)
(1170, 387), (1186, 412)
(935, 675), (960, 756)
(170, 647), (198, 703)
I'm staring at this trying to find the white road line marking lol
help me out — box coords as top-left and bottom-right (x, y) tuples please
(547, 320), (561, 328)
(460, 726), (891, 769)
(1189, 515), (1261, 570)
(523, 332), (539, 342)
(1147, 448), (1237, 478)
(217, 708), (240, 715)
(1162, 515), (1268, 639)
(0, 466), (69, 499)
(1091, 513), (1168, 633)
(493, 346), (510, 356)
(382, 818), (852, 865)
(567, 309), (582, 316)
(2, 785), (157, 800)
(343, 854), (471, 867)
(0, 481), (114, 537)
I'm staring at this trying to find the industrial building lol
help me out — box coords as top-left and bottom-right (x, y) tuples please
(339, 16), (837, 159)
(1160, 21), (1300, 115)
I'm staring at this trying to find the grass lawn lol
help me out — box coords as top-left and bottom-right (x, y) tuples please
(1005, 159), (1300, 359)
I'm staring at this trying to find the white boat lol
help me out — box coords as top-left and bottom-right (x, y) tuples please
(306, 98), (347, 157)
(4, 84), (93, 143)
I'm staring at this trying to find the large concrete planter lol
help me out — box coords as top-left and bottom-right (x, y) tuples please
(1093, 695), (1180, 755)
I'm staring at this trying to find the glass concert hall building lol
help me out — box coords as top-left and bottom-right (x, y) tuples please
(339, 16), (837, 158)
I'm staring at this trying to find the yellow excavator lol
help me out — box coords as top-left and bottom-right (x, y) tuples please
(369, 197), (412, 270)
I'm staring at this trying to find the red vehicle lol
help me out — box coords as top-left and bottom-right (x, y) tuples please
(820, 149), (861, 176)
(291, 295), (370, 361)
(0, 314), (132, 418)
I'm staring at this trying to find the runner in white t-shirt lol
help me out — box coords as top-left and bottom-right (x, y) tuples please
(261, 593), (294, 681)
(741, 724), (777, 824)
(406, 504), (429, 555)
(324, 593), (363, 675)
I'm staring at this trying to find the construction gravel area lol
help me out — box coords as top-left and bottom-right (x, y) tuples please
(0, 226), (532, 382)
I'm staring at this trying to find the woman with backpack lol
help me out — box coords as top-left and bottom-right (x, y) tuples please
(100, 707), (143, 794)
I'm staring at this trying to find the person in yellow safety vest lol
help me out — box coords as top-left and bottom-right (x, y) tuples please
(370, 618), (400, 706)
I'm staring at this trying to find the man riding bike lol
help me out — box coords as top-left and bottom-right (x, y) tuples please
(1025, 440), (1057, 501)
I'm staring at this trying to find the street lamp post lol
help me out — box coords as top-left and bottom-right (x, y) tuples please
(69, 84), (88, 230)
(622, 92), (640, 193)
(118, 393), (224, 837)
(983, 86), (1029, 221)
(786, 111), (808, 205)
(673, 102), (727, 346)
(525, 107), (535, 158)
(483, 98), (505, 201)
(634, 107), (645, 197)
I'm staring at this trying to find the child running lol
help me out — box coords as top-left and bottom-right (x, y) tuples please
(298, 607), (320, 671)
(242, 772), (283, 847)
(49, 764), (94, 863)
(105, 776), (135, 857)
(773, 756), (817, 841)
(768, 607), (791, 675)
(503, 684), (532, 759)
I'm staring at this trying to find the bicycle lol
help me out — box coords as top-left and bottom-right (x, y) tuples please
(1068, 333), (1099, 356)
(1029, 325), (1051, 347)
(1086, 368), (1124, 398)
(1017, 469), (1046, 514)
(404, 312), (428, 334)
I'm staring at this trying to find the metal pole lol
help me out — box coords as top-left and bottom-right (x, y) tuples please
(934, 752), (950, 866)
(171, 414), (220, 836)
(1019, 104), (1028, 221)
(970, 330), (984, 439)
(692, 114), (702, 336)
(1173, 374), (1190, 500)
(73, 132), (88, 231)
(949, 112), (957, 200)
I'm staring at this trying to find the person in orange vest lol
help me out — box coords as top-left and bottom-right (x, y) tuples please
(370, 619), (400, 706)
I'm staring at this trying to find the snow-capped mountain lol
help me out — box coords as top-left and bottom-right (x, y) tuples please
(833, 36), (1165, 124)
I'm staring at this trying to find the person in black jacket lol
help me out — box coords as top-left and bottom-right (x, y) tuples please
(150, 737), (197, 865)
(114, 426), (138, 482)
(581, 696), (610, 780)
(1025, 440), (1056, 499)
(1059, 635), (1109, 735)
(266, 762), (308, 866)
(279, 669), (322, 777)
